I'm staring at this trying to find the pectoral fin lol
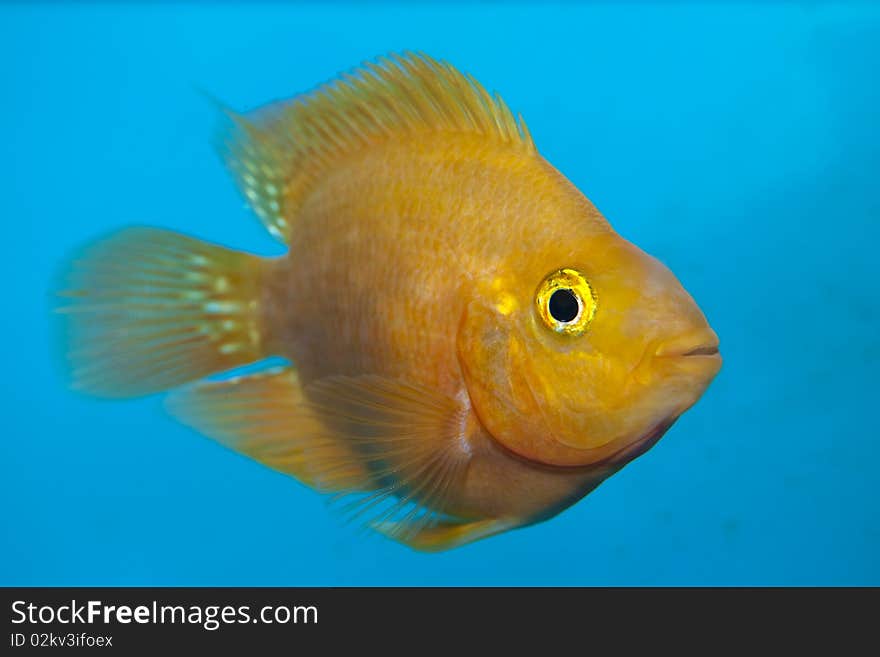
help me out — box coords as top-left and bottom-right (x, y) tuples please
(302, 375), (475, 546)
(168, 370), (488, 550)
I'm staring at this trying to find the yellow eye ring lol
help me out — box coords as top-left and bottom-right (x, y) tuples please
(535, 268), (597, 336)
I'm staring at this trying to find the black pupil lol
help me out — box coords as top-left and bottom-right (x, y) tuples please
(548, 289), (579, 323)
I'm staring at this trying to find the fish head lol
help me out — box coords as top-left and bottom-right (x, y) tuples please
(457, 230), (721, 467)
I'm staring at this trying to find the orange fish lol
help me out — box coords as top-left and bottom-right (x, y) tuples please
(59, 53), (721, 551)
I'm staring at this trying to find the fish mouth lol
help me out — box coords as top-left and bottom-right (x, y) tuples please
(653, 328), (720, 360)
(680, 344), (720, 357)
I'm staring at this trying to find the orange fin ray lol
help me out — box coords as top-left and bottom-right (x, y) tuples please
(301, 375), (483, 550)
(169, 370), (503, 550)
(219, 52), (536, 243)
(56, 227), (269, 398)
(166, 367), (371, 492)
(371, 517), (513, 552)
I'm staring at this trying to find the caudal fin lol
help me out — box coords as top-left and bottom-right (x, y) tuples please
(56, 227), (271, 398)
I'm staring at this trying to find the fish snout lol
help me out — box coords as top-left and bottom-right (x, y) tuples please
(651, 327), (722, 379)
(654, 327), (720, 359)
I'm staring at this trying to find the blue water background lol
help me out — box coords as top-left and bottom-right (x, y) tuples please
(2, 2), (877, 585)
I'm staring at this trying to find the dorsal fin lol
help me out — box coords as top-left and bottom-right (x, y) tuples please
(219, 52), (537, 243)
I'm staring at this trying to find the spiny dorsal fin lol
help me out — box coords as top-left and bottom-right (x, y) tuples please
(220, 52), (537, 243)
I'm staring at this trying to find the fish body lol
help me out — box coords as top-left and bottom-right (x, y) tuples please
(59, 54), (721, 550)
(269, 134), (628, 523)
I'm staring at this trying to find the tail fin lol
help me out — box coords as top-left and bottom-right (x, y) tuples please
(56, 227), (271, 398)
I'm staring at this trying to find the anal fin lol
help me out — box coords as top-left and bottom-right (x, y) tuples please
(169, 370), (508, 551)
(166, 366), (371, 492)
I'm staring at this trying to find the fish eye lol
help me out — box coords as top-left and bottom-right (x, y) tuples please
(535, 268), (597, 336)
(549, 289), (579, 322)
